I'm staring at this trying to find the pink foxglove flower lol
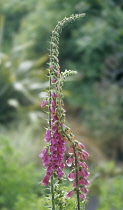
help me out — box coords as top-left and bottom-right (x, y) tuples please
(78, 169), (90, 178)
(78, 142), (85, 149)
(41, 99), (47, 108)
(68, 147), (74, 155)
(68, 172), (76, 181)
(79, 161), (88, 169)
(39, 148), (51, 167)
(82, 150), (89, 157)
(42, 175), (50, 186)
(81, 168), (90, 178)
(46, 166), (53, 176)
(57, 168), (64, 178)
(66, 157), (74, 167)
(39, 148), (47, 159)
(51, 92), (58, 98)
(81, 187), (88, 194)
(66, 190), (74, 198)
(79, 178), (90, 186)
(50, 106), (55, 114)
(44, 130), (51, 143)
(51, 78), (56, 83)
(51, 100), (56, 106)
(79, 194), (86, 200)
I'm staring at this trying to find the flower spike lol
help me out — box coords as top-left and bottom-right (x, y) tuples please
(39, 14), (89, 210)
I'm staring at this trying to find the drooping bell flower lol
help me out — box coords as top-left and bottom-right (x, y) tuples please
(79, 194), (86, 200)
(66, 190), (74, 199)
(51, 92), (58, 98)
(78, 178), (90, 186)
(81, 187), (88, 194)
(42, 175), (50, 186)
(68, 147), (74, 155)
(50, 106), (55, 114)
(51, 78), (56, 83)
(41, 99), (47, 108)
(68, 171), (76, 181)
(44, 129), (51, 143)
(51, 100), (56, 106)
(66, 157), (74, 167)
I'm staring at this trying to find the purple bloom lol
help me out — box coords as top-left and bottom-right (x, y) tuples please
(79, 194), (86, 200)
(68, 147), (74, 155)
(66, 190), (74, 198)
(66, 157), (74, 167)
(41, 99), (47, 108)
(51, 92), (58, 98)
(81, 187), (88, 194)
(78, 168), (90, 178)
(81, 168), (90, 178)
(57, 168), (64, 178)
(82, 150), (89, 156)
(46, 166), (52, 176)
(39, 148), (51, 167)
(44, 129), (51, 143)
(59, 162), (65, 169)
(51, 78), (56, 83)
(80, 150), (89, 161)
(78, 178), (90, 186)
(42, 175), (50, 185)
(78, 142), (85, 149)
(39, 148), (47, 158)
(50, 106), (55, 114)
(79, 162), (88, 169)
(51, 100), (56, 106)
(68, 172), (76, 181)
(52, 115), (58, 121)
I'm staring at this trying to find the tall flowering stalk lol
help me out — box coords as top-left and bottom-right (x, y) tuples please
(40, 14), (90, 210)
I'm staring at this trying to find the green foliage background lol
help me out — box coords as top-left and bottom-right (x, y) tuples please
(0, 0), (123, 209)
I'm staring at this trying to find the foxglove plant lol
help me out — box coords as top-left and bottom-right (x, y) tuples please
(40, 14), (90, 210)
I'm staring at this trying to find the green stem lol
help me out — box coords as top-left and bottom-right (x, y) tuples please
(49, 34), (56, 210)
(73, 145), (80, 210)
(51, 176), (55, 210)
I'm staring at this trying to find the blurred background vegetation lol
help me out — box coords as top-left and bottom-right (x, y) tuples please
(0, 0), (123, 209)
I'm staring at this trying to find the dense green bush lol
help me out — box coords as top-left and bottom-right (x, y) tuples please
(0, 135), (42, 209)
(97, 175), (123, 210)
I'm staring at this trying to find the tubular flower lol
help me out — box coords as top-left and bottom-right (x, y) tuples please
(42, 175), (50, 186)
(44, 130), (51, 143)
(66, 157), (74, 167)
(66, 190), (74, 199)
(68, 171), (76, 181)
(41, 99), (47, 108)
